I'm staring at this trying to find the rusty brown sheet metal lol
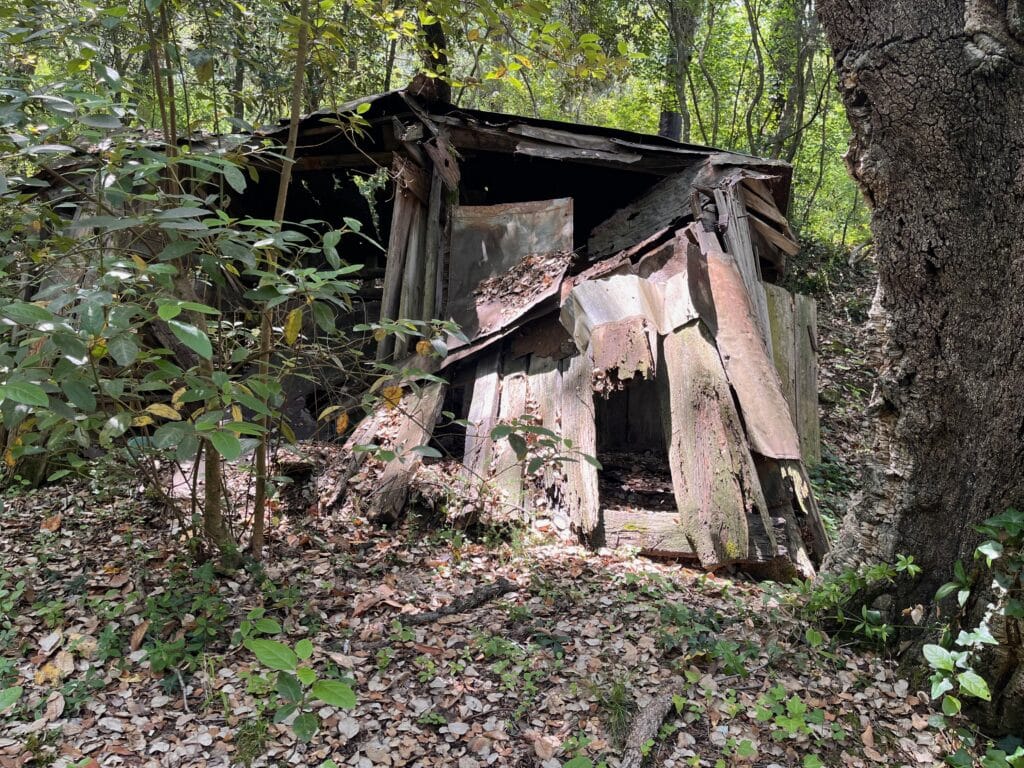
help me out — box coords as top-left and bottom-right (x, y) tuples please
(706, 251), (803, 461)
(447, 197), (574, 353)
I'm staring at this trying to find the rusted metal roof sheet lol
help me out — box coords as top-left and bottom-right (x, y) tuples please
(706, 251), (803, 460)
(446, 197), (574, 352)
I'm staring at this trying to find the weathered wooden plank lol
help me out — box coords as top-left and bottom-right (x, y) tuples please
(290, 151), (394, 172)
(659, 322), (753, 568)
(763, 283), (798, 424)
(602, 509), (697, 558)
(713, 186), (773, 355)
(559, 350), (600, 537)
(525, 355), (563, 498)
(778, 459), (829, 562)
(706, 252), (803, 461)
(590, 318), (656, 386)
(794, 294), (821, 466)
(489, 357), (529, 512)
(508, 123), (619, 151)
(588, 164), (703, 259)
(421, 169), (444, 323)
(754, 456), (818, 576)
(749, 213), (800, 257)
(514, 143), (643, 164)
(739, 179), (790, 230)
(377, 159), (421, 360)
(422, 132), (460, 189)
(395, 204), (426, 359)
(367, 382), (447, 523)
(463, 351), (502, 481)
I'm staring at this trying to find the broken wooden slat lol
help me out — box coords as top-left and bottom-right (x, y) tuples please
(779, 459), (829, 562)
(421, 169), (444, 323)
(489, 357), (529, 513)
(525, 355), (562, 500)
(763, 283), (798, 424)
(794, 295), (821, 466)
(754, 456), (819, 574)
(559, 349), (600, 537)
(377, 158), (422, 360)
(749, 213), (800, 257)
(463, 351), (502, 481)
(713, 185), (773, 355)
(422, 132), (460, 189)
(706, 251), (803, 461)
(514, 143), (643, 165)
(508, 123), (619, 151)
(395, 204), (426, 358)
(602, 509), (696, 558)
(590, 317), (656, 385)
(659, 322), (756, 568)
(367, 382), (446, 523)
(588, 164), (703, 259)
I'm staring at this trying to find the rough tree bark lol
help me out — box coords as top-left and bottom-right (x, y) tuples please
(817, 0), (1024, 733)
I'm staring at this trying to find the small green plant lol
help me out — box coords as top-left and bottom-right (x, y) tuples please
(416, 709), (448, 726)
(754, 687), (826, 741)
(235, 716), (270, 768)
(241, 616), (356, 743)
(590, 679), (635, 747)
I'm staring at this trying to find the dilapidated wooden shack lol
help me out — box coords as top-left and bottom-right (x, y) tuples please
(257, 87), (828, 578)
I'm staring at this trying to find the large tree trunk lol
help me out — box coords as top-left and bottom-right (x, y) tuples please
(817, 0), (1024, 733)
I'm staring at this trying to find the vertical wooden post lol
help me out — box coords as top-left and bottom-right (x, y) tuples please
(559, 349), (600, 538)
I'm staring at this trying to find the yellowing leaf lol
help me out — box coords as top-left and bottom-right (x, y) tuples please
(3, 450), (14, 469)
(131, 414), (154, 427)
(284, 307), (303, 345)
(372, 328), (386, 342)
(382, 386), (403, 411)
(171, 387), (187, 406)
(335, 412), (349, 434)
(231, 404), (243, 422)
(145, 403), (182, 420)
(415, 340), (432, 356)
(34, 663), (60, 686)
(317, 404), (343, 421)
(90, 341), (107, 359)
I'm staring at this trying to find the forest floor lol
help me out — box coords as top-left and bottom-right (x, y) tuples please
(0, 248), (987, 768)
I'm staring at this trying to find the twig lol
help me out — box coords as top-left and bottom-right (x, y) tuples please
(402, 577), (517, 626)
(174, 669), (191, 714)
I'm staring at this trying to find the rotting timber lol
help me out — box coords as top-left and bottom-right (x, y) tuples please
(258, 87), (829, 579)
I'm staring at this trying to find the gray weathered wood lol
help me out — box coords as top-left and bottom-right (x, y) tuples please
(794, 294), (821, 466)
(422, 169), (444, 322)
(395, 204), (426, 359)
(588, 164), (703, 259)
(764, 283), (798, 424)
(489, 357), (529, 513)
(713, 185), (773, 355)
(368, 382), (447, 523)
(377, 158), (421, 360)
(602, 509), (697, 558)
(658, 322), (754, 568)
(559, 349), (600, 537)
(463, 351), (502, 481)
(525, 355), (563, 495)
(749, 213), (801, 257)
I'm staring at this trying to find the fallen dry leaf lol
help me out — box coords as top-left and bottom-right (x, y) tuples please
(39, 513), (61, 532)
(130, 620), (151, 651)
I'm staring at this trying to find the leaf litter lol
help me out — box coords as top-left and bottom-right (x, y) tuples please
(0, 469), (974, 768)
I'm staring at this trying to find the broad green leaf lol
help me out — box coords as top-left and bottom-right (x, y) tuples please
(296, 667), (316, 686)
(410, 445), (442, 459)
(80, 113), (122, 129)
(942, 695), (962, 716)
(167, 319), (212, 360)
(276, 672), (302, 703)
(62, 380), (96, 412)
(311, 679), (356, 709)
(923, 644), (955, 672)
(209, 430), (242, 461)
(222, 163), (246, 193)
(108, 334), (139, 367)
(247, 639), (297, 672)
(957, 670), (991, 700)
(563, 758), (593, 768)
(295, 638), (313, 661)
(293, 712), (318, 742)
(1, 380), (49, 407)
(157, 304), (182, 321)
(1, 301), (53, 325)
(0, 686), (22, 712)
(254, 618), (282, 635)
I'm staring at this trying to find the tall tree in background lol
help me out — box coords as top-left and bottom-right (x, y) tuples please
(818, 0), (1024, 733)
(657, 0), (703, 140)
